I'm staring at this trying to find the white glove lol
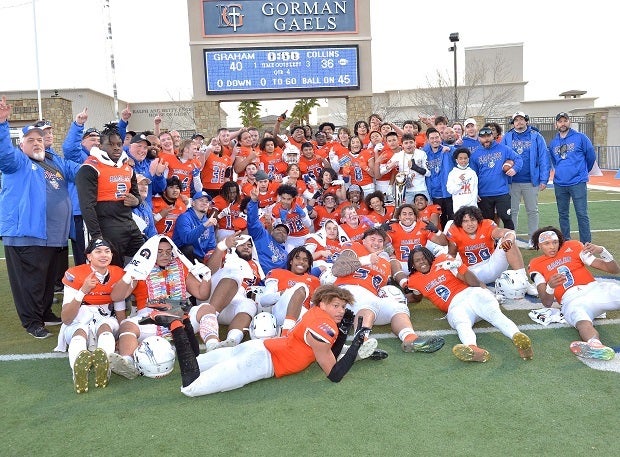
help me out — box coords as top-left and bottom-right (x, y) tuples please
(435, 256), (462, 271)
(217, 206), (231, 219)
(374, 143), (384, 153)
(331, 179), (344, 186)
(189, 260), (211, 281)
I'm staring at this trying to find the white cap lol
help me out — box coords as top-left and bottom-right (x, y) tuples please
(464, 118), (476, 127)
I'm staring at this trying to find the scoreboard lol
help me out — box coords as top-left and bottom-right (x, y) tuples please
(203, 45), (360, 95)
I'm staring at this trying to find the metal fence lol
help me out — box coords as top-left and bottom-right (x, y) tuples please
(595, 146), (620, 170)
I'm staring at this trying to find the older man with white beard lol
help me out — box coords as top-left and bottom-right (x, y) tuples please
(0, 96), (80, 339)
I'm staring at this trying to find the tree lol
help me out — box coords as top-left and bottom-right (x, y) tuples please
(238, 100), (262, 129)
(406, 54), (517, 121)
(286, 98), (320, 127)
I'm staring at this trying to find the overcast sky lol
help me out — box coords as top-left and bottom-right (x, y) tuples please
(2, 0), (616, 120)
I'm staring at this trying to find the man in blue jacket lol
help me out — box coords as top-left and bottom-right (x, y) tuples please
(548, 112), (596, 243)
(423, 127), (455, 228)
(247, 186), (289, 273)
(0, 96), (80, 339)
(502, 112), (550, 248)
(172, 190), (217, 262)
(470, 126), (523, 230)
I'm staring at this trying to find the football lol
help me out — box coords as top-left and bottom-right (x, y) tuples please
(502, 160), (514, 172)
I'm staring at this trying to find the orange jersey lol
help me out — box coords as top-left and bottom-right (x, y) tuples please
(348, 149), (375, 187)
(201, 153), (234, 191)
(312, 206), (341, 232)
(528, 240), (595, 303)
(272, 202), (310, 237)
(83, 156), (133, 202)
(62, 264), (125, 305)
(264, 268), (320, 308)
(374, 147), (395, 184)
(298, 154), (324, 181)
(417, 203), (442, 229)
(242, 181), (279, 208)
(166, 155), (201, 198)
(339, 221), (371, 243)
(259, 149), (287, 180)
(365, 207), (395, 225)
(264, 305), (338, 378)
(446, 219), (497, 267)
(305, 236), (348, 263)
(236, 146), (260, 177)
(386, 221), (432, 264)
(407, 254), (470, 312)
(152, 196), (186, 236)
(212, 196), (247, 231)
(334, 242), (391, 293)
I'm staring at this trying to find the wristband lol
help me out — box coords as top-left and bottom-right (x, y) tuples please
(217, 240), (228, 251)
(599, 247), (614, 262)
(545, 284), (554, 295)
(399, 277), (408, 289)
(75, 290), (85, 303)
(122, 272), (133, 285)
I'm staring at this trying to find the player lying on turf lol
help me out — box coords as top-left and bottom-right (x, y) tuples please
(140, 285), (376, 396)
(529, 226), (620, 361)
(407, 246), (533, 363)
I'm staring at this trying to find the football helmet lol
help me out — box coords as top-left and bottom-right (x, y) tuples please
(494, 270), (528, 300)
(283, 144), (300, 164)
(249, 312), (278, 340)
(133, 336), (176, 379)
(378, 285), (407, 306)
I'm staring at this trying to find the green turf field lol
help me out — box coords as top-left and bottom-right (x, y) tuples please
(0, 188), (619, 456)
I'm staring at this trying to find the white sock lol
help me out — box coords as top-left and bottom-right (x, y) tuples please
(227, 328), (244, 345)
(68, 335), (87, 369)
(97, 331), (115, 355)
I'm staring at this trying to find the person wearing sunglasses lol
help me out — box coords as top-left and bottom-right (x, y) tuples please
(547, 112), (596, 243)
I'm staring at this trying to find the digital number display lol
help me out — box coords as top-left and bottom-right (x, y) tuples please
(203, 45), (359, 94)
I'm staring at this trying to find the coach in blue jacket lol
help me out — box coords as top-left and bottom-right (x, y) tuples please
(0, 96), (80, 339)
(548, 112), (596, 243)
(502, 112), (550, 247)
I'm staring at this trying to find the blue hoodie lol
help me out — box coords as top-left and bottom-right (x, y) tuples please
(502, 126), (550, 186)
(172, 207), (216, 259)
(246, 199), (288, 273)
(423, 144), (455, 199)
(548, 128), (595, 187)
(470, 142), (523, 197)
(0, 121), (80, 242)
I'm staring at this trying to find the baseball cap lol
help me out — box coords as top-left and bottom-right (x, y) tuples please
(85, 238), (113, 254)
(348, 184), (362, 192)
(555, 112), (570, 121)
(33, 119), (52, 130)
(82, 127), (100, 139)
(273, 223), (290, 234)
(136, 173), (151, 184)
(192, 190), (212, 201)
(464, 118), (477, 127)
(510, 112), (529, 123)
(254, 170), (269, 181)
(478, 127), (493, 136)
(130, 132), (151, 146)
(21, 125), (44, 137)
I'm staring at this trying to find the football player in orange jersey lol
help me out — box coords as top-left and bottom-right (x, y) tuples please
(259, 247), (320, 335)
(447, 206), (537, 297)
(57, 238), (127, 393)
(152, 176), (186, 237)
(529, 226), (620, 360)
(408, 246), (533, 363)
(143, 285), (375, 396)
(332, 228), (445, 353)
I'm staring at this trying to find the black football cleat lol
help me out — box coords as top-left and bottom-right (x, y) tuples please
(138, 310), (183, 328)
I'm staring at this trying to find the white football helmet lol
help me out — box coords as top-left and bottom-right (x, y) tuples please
(283, 144), (300, 164)
(249, 312), (278, 339)
(494, 270), (528, 300)
(133, 336), (176, 379)
(378, 285), (407, 306)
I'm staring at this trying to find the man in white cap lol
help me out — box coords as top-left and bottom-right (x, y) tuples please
(0, 96), (80, 339)
(460, 118), (481, 153)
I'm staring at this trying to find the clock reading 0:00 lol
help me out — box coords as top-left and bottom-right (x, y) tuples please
(266, 51), (300, 62)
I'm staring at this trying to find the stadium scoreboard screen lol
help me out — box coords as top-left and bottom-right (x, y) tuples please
(203, 45), (360, 94)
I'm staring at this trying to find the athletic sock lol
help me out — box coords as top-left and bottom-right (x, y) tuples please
(170, 323), (200, 387)
(199, 313), (219, 343)
(183, 316), (200, 356)
(96, 331), (115, 355)
(68, 335), (88, 369)
(399, 329), (416, 343)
